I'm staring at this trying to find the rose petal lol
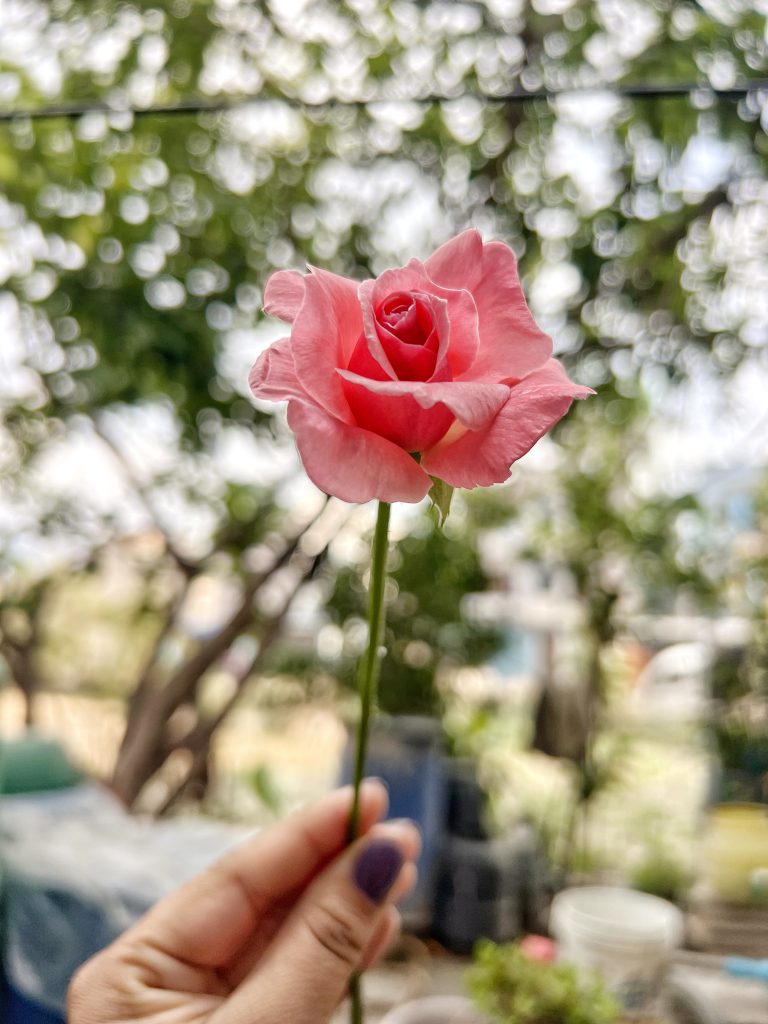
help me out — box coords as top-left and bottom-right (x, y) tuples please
(340, 374), (455, 452)
(337, 371), (509, 431)
(359, 263), (478, 379)
(287, 400), (432, 504)
(425, 229), (552, 382)
(249, 337), (307, 403)
(424, 229), (484, 292)
(263, 270), (306, 323)
(307, 266), (363, 365)
(421, 359), (594, 488)
(290, 268), (361, 421)
(346, 332), (391, 382)
(379, 292), (433, 345)
(374, 322), (442, 381)
(343, 336), (455, 451)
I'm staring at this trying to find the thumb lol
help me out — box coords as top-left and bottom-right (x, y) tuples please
(217, 821), (419, 1024)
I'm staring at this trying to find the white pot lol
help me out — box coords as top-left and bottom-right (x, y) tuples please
(378, 995), (485, 1024)
(550, 886), (684, 1020)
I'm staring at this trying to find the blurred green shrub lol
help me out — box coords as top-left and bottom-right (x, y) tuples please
(466, 940), (620, 1024)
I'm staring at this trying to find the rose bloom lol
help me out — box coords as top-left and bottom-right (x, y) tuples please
(250, 230), (592, 503)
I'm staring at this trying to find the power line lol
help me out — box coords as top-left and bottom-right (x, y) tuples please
(0, 81), (766, 124)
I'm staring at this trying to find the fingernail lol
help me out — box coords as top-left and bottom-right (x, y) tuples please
(353, 839), (404, 905)
(364, 776), (389, 792)
(386, 817), (419, 830)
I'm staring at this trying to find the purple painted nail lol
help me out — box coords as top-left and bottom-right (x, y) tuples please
(353, 839), (404, 905)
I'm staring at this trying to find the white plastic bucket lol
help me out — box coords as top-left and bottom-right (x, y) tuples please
(550, 886), (684, 1020)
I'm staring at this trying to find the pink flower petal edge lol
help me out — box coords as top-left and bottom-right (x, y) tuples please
(421, 359), (594, 488)
(425, 229), (552, 382)
(336, 371), (509, 432)
(263, 270), (306, 323)
(288, 269), (360, 422)
(248, 337), (308, 404)
(287, 400), (432, 504)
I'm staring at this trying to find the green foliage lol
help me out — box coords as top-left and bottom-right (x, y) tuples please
(325, 516), (504, 717)
(0, 1), (765, 801)
(467, 941), (620, 1024)
(630, 849), (692, 904)
(711, 648), (752, 706)
(246, 763), (283, 818)
(712, 709), (768, 803)
(1, 3), (763, 513)
(0, 1), (765, 466)
(715, 716), (768, 769)
(531, 390), (718, 626)
(443, 702), (497, 760)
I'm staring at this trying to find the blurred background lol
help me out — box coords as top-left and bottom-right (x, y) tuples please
(0, 1), (767, 1022)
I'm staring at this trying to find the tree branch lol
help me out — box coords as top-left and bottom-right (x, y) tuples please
(156, 546), (328, 815)
(156, 495), (331, 718)
(0, 635), (40, 726)
(112, 498), (333, 806)
(90, 418), (199, 578)
(121, 566), (196, 747)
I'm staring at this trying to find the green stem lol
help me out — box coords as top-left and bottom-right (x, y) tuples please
(347, 499), (391, 1024)
(347, 500), (391, 842)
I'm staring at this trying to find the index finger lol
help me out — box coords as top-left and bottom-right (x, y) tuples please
(127, 780), (388, 967)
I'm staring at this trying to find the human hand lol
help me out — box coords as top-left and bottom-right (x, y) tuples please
(68, 780), (419, 1024)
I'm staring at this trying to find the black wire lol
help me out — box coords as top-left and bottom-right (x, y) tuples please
(0, 81), (766, 123)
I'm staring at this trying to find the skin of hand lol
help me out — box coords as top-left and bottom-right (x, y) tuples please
(67, 780), (420, 1024)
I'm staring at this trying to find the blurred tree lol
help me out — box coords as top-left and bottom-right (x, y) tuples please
(0, 0), (765, 810)
(0, 578), (47, 727)
(528, 387), (717, 761)
(507, 388), (719, 868)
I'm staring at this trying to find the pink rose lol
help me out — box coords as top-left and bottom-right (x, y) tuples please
(250, 229), (592, 503)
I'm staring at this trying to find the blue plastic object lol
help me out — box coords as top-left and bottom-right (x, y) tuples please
(2, 967), (63, 1024)
(341, 715), (446, 930)
(725, 956), (768, 985)
(5, 983), (64, 1024)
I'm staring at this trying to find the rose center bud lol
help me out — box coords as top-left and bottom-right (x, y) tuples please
(378, 292), (434, 347)
(342, 288), (454, 453)
(351, 290), (441, 383)
(347, 289), (451, 385)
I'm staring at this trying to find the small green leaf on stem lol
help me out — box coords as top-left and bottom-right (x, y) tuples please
(428, 476), (454, 526)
